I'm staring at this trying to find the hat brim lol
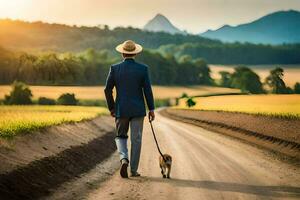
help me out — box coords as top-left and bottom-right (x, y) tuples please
(115, 43), (143, 54)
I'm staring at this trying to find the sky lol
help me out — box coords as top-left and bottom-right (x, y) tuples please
(0, 0), (300, 33)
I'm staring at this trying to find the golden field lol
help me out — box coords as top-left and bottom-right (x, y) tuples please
(0, 85), (240, 100)
(0, 106), (108, 138)
(177, 94), (300, 118)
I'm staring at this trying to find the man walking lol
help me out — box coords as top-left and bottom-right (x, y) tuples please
(104, 40), (155, 178)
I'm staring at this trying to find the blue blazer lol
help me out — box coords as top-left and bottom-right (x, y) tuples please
(104, 58), (155, 118)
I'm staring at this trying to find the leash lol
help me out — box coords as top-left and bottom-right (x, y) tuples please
(148, 116), (167, 162)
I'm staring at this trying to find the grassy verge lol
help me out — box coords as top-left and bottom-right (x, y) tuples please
(176, 94), (300, 119)
(0, 105), (109, 139)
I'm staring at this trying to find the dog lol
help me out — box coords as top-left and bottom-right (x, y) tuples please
(159, 154), (172, 178)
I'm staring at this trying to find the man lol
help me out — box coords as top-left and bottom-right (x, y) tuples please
(104, 40), (155, 178)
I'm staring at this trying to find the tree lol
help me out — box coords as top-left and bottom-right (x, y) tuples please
(186, 97), (196, 108)
(219, 71), (232, 87)
(137, 50), (177, 85)
(265, 68), (289, 94)
(57, 93), (78, 105)
(4, 81), (32, 105)
(294, 82), (300, 94)
(178, 55), (193, 64)
(193, 58), (212, 85)
(38, 97), (56, 105)
(239, 71), (264, 94)
(231, 66), (264, 93)
(16, 53), (38, 83)
(285, 87), (294, 94)
(181, 93), (188, 98)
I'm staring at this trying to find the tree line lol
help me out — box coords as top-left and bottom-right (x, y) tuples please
(158, 43), (300, 64)
(0, 48), (110, 85)
(0, 46), (212, 86)
(219, 67), (300, 94)
(0, 44), (300, 93)
(4, 81), (79, 105)
(1, 45), (299, 94)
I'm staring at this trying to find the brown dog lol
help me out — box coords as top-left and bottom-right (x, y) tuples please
(159, 154), (172, 178)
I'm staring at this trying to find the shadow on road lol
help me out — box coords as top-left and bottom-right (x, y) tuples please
(131, 176), (300, 198)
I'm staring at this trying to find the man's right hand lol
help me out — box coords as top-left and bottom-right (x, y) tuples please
(110, 109), (116, 117)
(148, 110), (155, 122)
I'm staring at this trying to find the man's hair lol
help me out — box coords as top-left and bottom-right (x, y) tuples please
(122, 53), (137, 58)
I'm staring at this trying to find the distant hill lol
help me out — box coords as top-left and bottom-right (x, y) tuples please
(200, 10), (300, 44)
(143, 14), (183, 34)
(0, 18), (300, 65)
(0, 19), (215, 52)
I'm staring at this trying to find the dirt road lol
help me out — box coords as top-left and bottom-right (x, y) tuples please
(85, 112), (299, 199)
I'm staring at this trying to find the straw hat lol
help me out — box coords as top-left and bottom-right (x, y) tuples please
(116, 40), (143, 54)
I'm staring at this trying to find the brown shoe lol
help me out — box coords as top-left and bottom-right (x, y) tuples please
(120, 159), (128, 178)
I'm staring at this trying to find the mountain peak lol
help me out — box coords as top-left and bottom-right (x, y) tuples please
(200, 10), (300, 44)
(153, 13), (168, 20)
(143, 14), (183, 34)
(154, 13), (164, 18)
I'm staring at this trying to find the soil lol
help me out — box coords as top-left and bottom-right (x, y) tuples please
(160, 109), (300, 161)
(84, 111), (300, 200)
(1, 110), (300, 200)
(0, 116), (116, 200)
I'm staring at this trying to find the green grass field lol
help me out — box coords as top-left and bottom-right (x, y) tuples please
(0, 106), (108, 138)
(177, 94), (300, 119)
